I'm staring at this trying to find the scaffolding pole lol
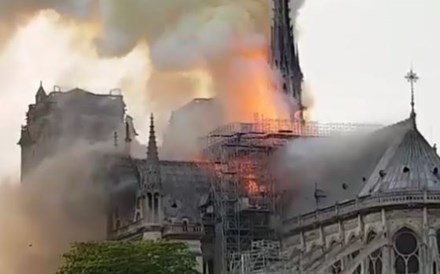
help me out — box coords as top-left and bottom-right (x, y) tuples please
(204, 131), (278, 274)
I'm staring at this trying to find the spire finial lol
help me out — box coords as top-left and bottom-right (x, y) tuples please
(39, 81), (43, 88)
(405, 67), (419, 118)
(147, 113), (159, 163)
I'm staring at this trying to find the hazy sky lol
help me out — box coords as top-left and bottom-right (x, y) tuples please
(1, 0), (439, 179)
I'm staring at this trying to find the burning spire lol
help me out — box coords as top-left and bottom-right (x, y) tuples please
(271, 0), (304, 119)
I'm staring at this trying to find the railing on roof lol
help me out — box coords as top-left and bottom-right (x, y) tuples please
(162, 223), (203, 237)
(283, 190), (440, 232)
(200, 119), (382, 150)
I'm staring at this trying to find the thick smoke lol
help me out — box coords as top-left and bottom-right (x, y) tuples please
(0, 143), (110, 274)
(0, 0), (306, 132)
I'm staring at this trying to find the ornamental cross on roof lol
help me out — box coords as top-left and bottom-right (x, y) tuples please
(405, 68), (419, 116)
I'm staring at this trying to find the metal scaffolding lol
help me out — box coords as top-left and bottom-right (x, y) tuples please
(202, 129), (278, 274)
(229, 240), (299, 274)
(199, 118), (381, 274)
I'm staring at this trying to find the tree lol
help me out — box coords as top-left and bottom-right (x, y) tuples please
(56, 240), (197, 274)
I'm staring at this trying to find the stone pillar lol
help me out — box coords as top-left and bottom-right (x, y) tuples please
(319, 225), (325, 247)
(423, 206), (430, 274)
(381, 245), (392, 274)
(381, 208), (391, 273)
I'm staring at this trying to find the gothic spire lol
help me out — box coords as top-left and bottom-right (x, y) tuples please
(35, 81), (47, 103)
(271, 0), (304, 118)
(147, 113), (159, 163)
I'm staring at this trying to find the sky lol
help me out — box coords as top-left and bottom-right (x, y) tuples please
(1, 0), (440, 179)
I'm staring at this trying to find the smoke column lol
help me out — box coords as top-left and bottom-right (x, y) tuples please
(0, 0), (306, 131)
(0, 143), (111, 274)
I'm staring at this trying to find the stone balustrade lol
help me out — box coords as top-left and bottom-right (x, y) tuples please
(284, 190), (440, 231)
(162, 223), (203, 237)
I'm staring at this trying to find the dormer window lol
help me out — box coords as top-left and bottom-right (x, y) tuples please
(403, 166), (410, 173)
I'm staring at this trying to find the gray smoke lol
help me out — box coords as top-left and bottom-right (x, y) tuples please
(0, 0), (306, 128)
(0, 143), (112, 274)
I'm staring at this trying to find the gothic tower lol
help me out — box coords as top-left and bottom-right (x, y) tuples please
(271, 0), (304, 119)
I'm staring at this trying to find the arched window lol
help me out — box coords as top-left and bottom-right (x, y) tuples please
(394, 228), (419, 274)
(331, 260), (342, 274)
(153, 193), (160, 222)
(367, 231), (382, 274)
(182, 218), (189, 232)
(147, 193), (153, 213)
(348, 234), (361, 274)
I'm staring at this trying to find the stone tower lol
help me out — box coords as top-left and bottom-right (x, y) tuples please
(18, 84), (125, 181)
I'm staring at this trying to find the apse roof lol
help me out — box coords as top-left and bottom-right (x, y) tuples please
(359, 117), (440, 194)
(282, 116), (440, 219)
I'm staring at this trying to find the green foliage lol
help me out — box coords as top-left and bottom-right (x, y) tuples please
(56, 240), (197, 274)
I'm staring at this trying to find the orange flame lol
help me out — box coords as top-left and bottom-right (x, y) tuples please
(223, 46), (291, 123)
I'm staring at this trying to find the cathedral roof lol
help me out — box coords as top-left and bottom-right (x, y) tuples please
(159, 161), (211, 221)
(111, 158), (211, 223)
(283, 116), (440, 218)
(359, 117), (440, 194)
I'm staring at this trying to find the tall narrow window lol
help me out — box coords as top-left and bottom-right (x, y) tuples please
(153, 193), (159, 223)
(147, 193), (152, 222)
(331, 260), (342, 274)
(182, 219), (189, 232)
(367, 231), (382, 274)
(330, 241), (342, 274)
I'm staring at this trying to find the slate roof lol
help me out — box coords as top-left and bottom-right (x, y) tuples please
(360, 118), (440, 194)
(111, 158), (211, 224)
(282, 116), (440, 219)
(160, 161), (211, 222)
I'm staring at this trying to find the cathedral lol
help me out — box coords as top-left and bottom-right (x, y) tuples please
(18, 1), (440, 274)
